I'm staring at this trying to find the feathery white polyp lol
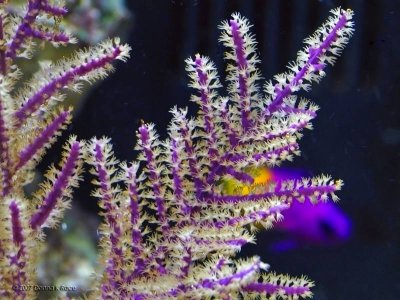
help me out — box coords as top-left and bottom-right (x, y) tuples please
(87, 7), (354, 299)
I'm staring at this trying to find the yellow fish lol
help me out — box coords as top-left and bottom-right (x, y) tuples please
(221, 167), (274, 196)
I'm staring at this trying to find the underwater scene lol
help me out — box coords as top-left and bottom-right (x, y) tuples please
(0, 0), (398, 299)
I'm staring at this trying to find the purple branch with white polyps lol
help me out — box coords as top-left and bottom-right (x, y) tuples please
(0, 1), (130, 298)
(86, 8), (354, 299)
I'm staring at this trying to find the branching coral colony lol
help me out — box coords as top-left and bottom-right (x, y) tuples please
(87, 8), (354, 300)
(0, 1), (130, 299)
(0, 1), (354, 299)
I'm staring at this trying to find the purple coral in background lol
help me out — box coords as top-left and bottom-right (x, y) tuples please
(87, 8), (354, 299)
(0, 1), (130, 298)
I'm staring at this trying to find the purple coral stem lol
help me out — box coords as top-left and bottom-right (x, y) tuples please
(243, 282), (311, 297)
(9, 200), (28, 298)
(179, 121), (205, 198)
(10, 201), (24, 246)
(230, 19), (252, 131)
(6, 0), (68, 60)
(195, 237), (248, 248)
(220, 98), (239, 147)
(14, 46), (123, 126)
(238, 117), (314, 146)
(192, 259), (262, 295)
(252, 143), (299, 162)
(125, 165), (145, 276)
(16, 109), (70, 170)
(28, 27), (69, 43)
(93, 142), (127, 293)
(0, 14), (6, 74)
(141, 259), (262, 298)
(126, 168), (141, 252)
(204, 184), (337, 204)
(138, 126), (168, 228)
(200, 260), (258, 289)
(30, 140), (80, 229)
(0, 98), (11, 196)
(194, 56), (218, 158)
(0, 14), (10, 195)
(199, 204), (288, 229)
(93, 143), (123, 253)
(171, 138), (191, 216)
(225, 142), (299, 164)
(41, 2), (68, 16)
(266, 11), (349, 115)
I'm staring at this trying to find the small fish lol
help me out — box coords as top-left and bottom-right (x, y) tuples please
(221, 167), (274, 196)
(221, 166), (351, 251)
(273, 198), (351, 251)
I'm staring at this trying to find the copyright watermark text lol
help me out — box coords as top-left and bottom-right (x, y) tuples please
(12, 285), (77, 292)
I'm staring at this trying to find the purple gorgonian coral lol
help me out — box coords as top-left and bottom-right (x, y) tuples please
(87, 8), (354, 299)
(0, 1), (130, 298)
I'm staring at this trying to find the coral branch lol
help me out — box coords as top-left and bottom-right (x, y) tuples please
(6, 0), (70, 59)
(219, 13), (261, 131)
(169, 137), (192, 217)
(243, 274), (314, 298)
(123, 163), (146, 275)
(187, 55), (221, 159)
(265, 8), (354, 116)
(30, 137), (83, 229)
(0, 1), (131, 297)
(205, 176), (342, 204)
(28, 27), (69, 43)
(0, 96), (11, 196)
(169, 108), (205, 198)
(9, 201), (24, 246)
(14, 39), (130, 126)
(199, 203), (288, 229)
(137, 124), (169, 230)
(15, 108), (72, 170)
(124, 163), (143, 254)
(41, 2), (68, 16)
(4, 199), (34, 299)
(0, 14), (6, 75)
(88, 138), (128, 294)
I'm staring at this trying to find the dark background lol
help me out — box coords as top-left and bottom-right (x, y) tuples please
(62, 0), (399, 299)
